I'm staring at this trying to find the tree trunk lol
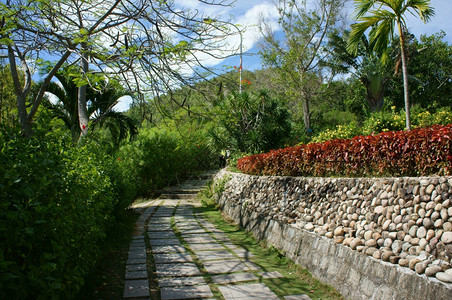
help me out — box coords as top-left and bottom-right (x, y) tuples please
(8, 46), (32, 136)
(302, 96), (312, 135)
(78, 51), (89, 138)
(398, 23), (411, 131)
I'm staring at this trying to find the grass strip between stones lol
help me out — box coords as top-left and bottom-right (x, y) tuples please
(170, 205), (225, 300)
(196, 203), (344, 300)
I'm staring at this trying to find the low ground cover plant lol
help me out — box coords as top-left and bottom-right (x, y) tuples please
(237, 124), (452, 177)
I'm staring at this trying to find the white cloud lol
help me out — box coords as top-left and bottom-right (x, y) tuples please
(182, 2), (280, 70)
(236, 2), (280, 51)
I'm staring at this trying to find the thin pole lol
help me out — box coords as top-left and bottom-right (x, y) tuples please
(239, 30), (242, 93)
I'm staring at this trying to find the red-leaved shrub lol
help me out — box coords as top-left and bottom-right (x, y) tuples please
(237, 124), (452, 177)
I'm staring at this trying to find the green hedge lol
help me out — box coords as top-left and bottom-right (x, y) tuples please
(0, 128), (129, 299)
(0, 125), (215, 298)
(117, 128), (216, 196)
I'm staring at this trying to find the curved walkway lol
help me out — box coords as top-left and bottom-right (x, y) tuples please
(123, 174), (312, 300)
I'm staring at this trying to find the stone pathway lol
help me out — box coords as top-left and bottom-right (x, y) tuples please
(123, 173), (312, 299)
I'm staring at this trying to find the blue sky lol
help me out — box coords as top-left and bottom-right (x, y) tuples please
(116, 0), (451, 111)
(221, 0), (452, 71)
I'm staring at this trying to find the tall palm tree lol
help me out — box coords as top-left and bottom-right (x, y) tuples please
(347, 0), (435, 130)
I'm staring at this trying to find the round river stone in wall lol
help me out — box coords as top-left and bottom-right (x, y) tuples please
(365, 239), (377, 247)
(416, 226), (427, 239)
(425, 265), (442, 277)
(350, 238), (363, 250)
(392, 240), (403, 254)
(426, 184), (435, 195)
(436, 272), (452, 283)
(444, 222), (452, 231)
(442, 232), (452, 244)
(409, 225), (419, 237)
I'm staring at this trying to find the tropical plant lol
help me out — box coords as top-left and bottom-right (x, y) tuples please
(208, 91), (292, 154)
(44, 70), (137, 145)
(385, 31), (452, 110)
(347, 0), (435, 130)
(328, 30), (390, 111)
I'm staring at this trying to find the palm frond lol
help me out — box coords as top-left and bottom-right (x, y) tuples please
(369, 16), (394, 55)
(347, 18), (379, 55)
(406, 0), (435, 22)
(353, 0), (377, 19)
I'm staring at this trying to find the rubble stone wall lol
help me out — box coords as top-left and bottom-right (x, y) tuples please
(214, 170), (452, 299)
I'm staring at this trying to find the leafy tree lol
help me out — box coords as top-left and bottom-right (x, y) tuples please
(386, 31), (452, 110)
(347, 0), (435, 130)
(1, 0), (238, 137)
(258, 0), (348, 134)
(208, 91), (292, 154)
(0, 63), (18, 126)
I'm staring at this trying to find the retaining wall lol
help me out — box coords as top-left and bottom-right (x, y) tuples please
(214, 170), (452, 299)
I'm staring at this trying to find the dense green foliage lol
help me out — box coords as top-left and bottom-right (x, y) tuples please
(44, 68), (137, 145)
(313, 106), (452, 143)
(0, 123), (214, 298)
(118, 127), (216, 196)
(1, 0), (451, 297)
(207, 91), (292, 154)
(0, 128), (125, 298)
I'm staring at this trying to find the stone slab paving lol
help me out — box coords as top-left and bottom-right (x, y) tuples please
(160, 285), (214, 300)
(218, 283), (280, 300)
(242, 260), (261, 271)
(126, 264), (147, 272)
(222, 242), (242, 250)
(126, 257), (147, 265)
(202, 259), (252, 274)
(231, 248), (255, 259)
(194, 250), (237, 261)
(153, 252), (194, 264)
(151, 244), (187, 254)
(149, 238), (181, 246)
(155, 262), (202, 277)
(128, 248), (146, 259)
(212, 233), (232, 242)
(148, 226), (173, 231)
(148, 231), (178, 239)
(184, 236), (217, 244)
(189, 242), (227, 251)
(260, 271), (283, 279)
(125, 270), (148, 279)
(123, 176), (316, 300)
(212, 272), (259, 284)
(179, 228), (208, 234)
(123, 279), (150, 298)
(158, 276), (207, 287)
